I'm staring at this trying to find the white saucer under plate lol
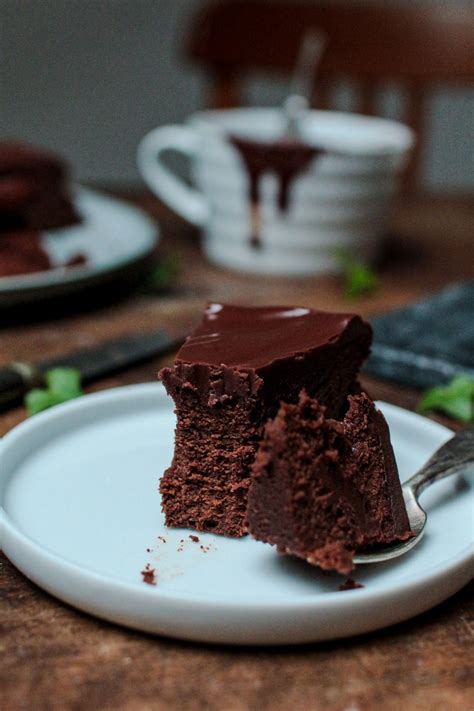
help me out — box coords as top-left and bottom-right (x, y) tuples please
(0, 383), (472, 645)
(0, 187), (158, 308)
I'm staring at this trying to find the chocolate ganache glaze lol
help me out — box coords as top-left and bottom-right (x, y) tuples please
(176, 302), (364, 371)
(230, 136), (324, 248)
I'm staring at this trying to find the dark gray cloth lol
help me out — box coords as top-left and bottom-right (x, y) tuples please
(364, 281), (474, 390)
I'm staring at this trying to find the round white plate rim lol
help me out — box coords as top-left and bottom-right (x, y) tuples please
(0, 383), (472, 643)
(0, 187), (159, 292)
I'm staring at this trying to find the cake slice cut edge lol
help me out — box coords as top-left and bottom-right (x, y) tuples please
(246, 390), (412, 574)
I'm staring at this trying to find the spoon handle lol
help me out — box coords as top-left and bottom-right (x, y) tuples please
(405, 425), (474, 496)
(288, 30), (327, 103)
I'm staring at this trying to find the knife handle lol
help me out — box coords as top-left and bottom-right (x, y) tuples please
(0, 363), (42, 410)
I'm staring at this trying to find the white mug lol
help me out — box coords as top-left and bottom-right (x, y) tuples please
(137, 108), (414, 276)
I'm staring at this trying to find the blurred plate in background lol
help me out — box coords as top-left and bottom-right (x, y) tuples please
(0, 187), (159, 309)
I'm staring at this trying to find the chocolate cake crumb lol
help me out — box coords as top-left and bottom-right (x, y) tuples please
(141, 564), (157, 586)
(66, 253), (88, 268)
(0, 141), (80, 236)
(157, 536), (167, 543)
(189, 535), (200, 543)
(338, 578), (364, 591)
(146, 548), (152, 553)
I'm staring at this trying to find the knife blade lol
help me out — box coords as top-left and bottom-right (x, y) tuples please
(0, 328), (182, 411)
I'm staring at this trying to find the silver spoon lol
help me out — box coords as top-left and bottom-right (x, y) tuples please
(353, 425), (474, 564)
(283, 29), (327, 139)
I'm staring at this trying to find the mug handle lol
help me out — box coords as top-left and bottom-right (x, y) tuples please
(137, 126), (209, 226)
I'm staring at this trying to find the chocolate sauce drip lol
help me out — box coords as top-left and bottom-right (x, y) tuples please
(230, 136), (323, 248)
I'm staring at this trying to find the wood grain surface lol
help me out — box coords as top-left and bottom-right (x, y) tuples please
(1, 193), (473, 711)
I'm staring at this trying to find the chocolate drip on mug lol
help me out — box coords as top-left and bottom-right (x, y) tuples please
(230, 136), (324, 248)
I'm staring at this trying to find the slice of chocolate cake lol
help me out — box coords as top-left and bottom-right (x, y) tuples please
(247, 391), (411, 573)
(159, 303), (372, 537)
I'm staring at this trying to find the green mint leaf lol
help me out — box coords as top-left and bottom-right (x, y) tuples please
(336, 250), (379, 299)
(144, 255), (180, 292)
(344, 263), (379, 299)
(45, 367), (83, 398)
(418, 375), (474, 424)
(25, 367), (84, 416)
(25, 388), (54, 416)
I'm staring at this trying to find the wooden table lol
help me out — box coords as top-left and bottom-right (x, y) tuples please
(1, 193), (473, 710)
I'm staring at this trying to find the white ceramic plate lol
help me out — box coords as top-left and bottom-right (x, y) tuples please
(0, 187), (158, 307)
(0, 384), (472, 645)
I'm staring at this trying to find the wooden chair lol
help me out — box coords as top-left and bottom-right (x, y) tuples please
(187, 0), (474, 190)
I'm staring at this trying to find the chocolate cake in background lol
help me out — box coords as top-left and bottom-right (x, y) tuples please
(159, 303), (372, 537)
(0, 141), (79, 231)
(0, 230), (51, 277)
(247, 391), (411, 574)
(0, 141), (82, 277)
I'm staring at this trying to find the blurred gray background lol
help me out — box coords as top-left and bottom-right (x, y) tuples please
(1, 0), (473, 190)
